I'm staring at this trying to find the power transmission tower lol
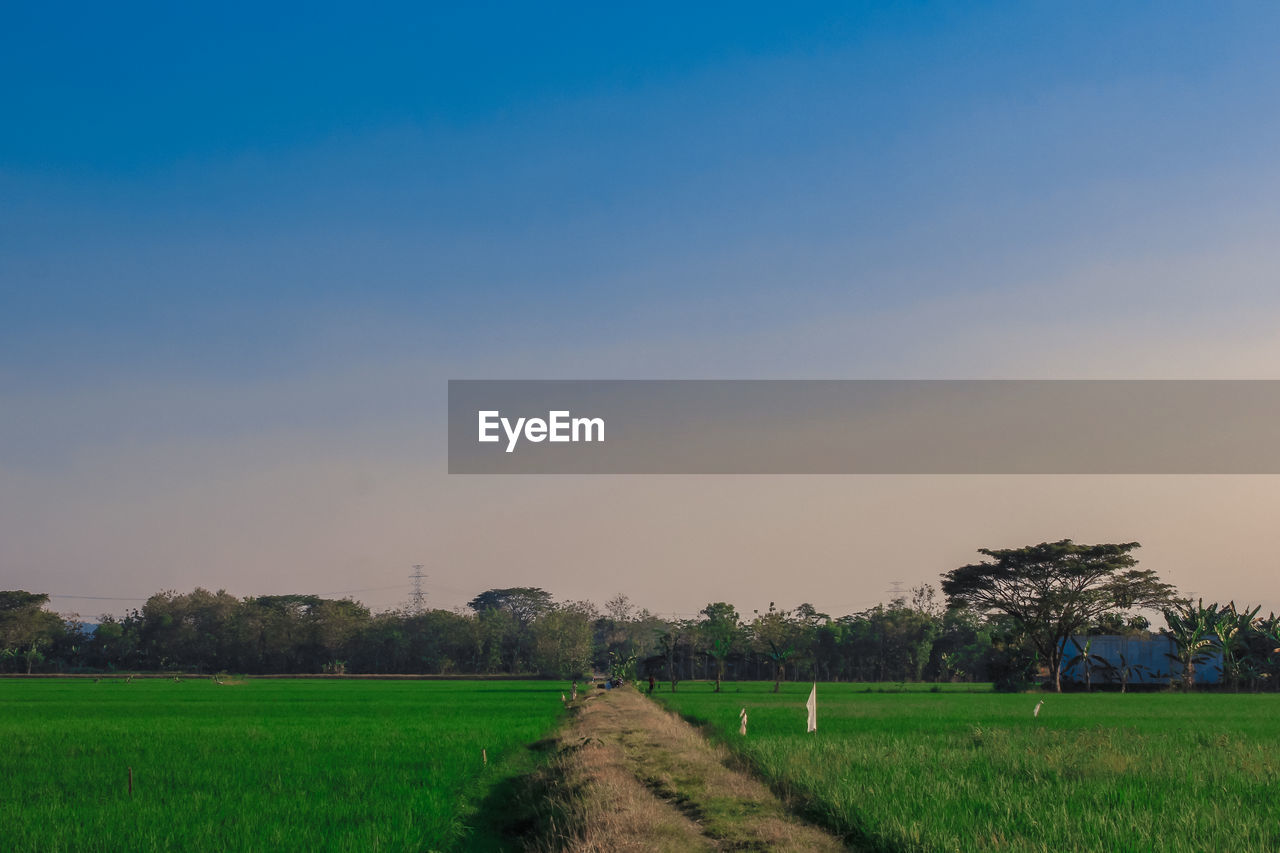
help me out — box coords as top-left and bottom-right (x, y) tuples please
(408, 565), (427, 615)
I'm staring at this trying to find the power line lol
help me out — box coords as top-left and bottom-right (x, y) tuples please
(313, 584), (410, 597)
(46, 583), (412, 603)
(47, 594), (149, 601)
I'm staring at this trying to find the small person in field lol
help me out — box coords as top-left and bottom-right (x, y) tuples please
(648, 674), (655, 695)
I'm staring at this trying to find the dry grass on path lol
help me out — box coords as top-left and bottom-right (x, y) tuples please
(513, 686), (850, 852)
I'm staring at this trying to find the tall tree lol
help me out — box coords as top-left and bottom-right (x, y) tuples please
(468, 588), (554, 672)
(531, 602), (597, 679)
(466, 588), (554, 625)
(0, 592), (61, 645)
(698, 602), (741, 692)
(941, 540), (1176, 692)
(655, 623), (686, 692)
(0, 591), (68, 673)
(751, 604), (798, 693)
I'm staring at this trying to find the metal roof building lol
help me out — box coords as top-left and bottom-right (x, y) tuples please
(1058, 634), (1223, 687)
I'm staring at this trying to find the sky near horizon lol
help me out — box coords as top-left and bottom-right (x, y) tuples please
(4, 4), (1280, 619)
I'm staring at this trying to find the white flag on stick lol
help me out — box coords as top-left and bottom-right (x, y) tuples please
(806, 682), (817, 733)
(739, 707), (748, 736)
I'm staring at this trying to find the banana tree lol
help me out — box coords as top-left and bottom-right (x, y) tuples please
(1162, 600), (1219, 690)
(1064, 637), (1108, 692)
(1250, 613), (1280, 690)
(1098, 650), (1148, 693)
(1211, 602), (1260, 692)
(764, 639), (794, 694)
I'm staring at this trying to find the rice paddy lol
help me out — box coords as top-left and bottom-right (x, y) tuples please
(0, 679), (565, 852)
(8, 678), (1280, 852)
(654, 682), (1280, 852)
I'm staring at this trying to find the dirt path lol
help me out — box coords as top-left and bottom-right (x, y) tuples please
(516, 686), (849, 852)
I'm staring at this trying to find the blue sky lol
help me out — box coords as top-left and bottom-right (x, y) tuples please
(7, 3), (1279, 381)
(4, 4), (1280, 615)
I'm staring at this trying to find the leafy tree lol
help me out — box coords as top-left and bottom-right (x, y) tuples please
(466, 588), (554, 625)
(909, 584), (945, 619)
(350, 611), (410, 673)
(0, 591), (64, 673)
(791, 603), (830, 680)
(604, 593), (635, 624)
(984, 616), (1040, 692)
(812, 620), (845, 681)
(1091, 612), (1150, 636)
(309, 599), (371, 668)
(531, 601), (596, 678)
(942, 540), (1176, 692)
(655, 624), (685, 692)
(476, 607), (518, 672)
(698, 602), (741, 692)
(468, 588), (554, 672)
(85, 616), (136, 670)
(595, 593), (654, 675)
(751, 604), (798, 693)
(933, 606), (991, 683)
(404, 609), (473, 674)
(238, 593), (322, 673)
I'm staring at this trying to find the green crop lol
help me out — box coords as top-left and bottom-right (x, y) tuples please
(0, 679), (565, 852)
(656, 682), (1280, 852)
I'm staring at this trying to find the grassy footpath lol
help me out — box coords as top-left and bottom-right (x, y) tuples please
(498, 686), (848, 852)
(655, 682), (1280, 853)
(0, 678), (565, 852)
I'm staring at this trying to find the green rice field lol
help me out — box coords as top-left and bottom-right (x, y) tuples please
(0, 679), (565, 852)
(654, 682), (1280, 852)
(10, 678), (1279, 852)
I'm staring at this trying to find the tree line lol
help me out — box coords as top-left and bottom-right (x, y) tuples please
(4, 540), (1279, 691)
